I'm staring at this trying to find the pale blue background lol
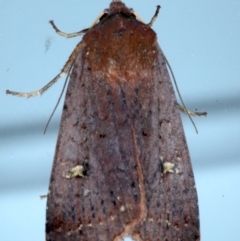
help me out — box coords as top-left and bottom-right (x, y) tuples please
(1, 0), (240, 241)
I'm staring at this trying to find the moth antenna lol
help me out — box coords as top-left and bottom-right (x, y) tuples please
(163, 52), (199, 133)
(44, 63), (74, 134)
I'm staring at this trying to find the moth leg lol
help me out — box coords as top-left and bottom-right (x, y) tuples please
(147, 5), (161, 27)
(40, 195), (48, 199)
(50, 8), (110, 38)
(49, 20), (88, 38)
(6, 41), (85, 98)
(177, 104), (207, 117)
(132, 5), (160, 25)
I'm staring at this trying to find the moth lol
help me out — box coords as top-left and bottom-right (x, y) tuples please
(7, 1), (202, 240)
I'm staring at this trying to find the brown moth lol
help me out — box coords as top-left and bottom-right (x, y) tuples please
(7, 1), (201, 240)
(46, 1), (200, 240)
